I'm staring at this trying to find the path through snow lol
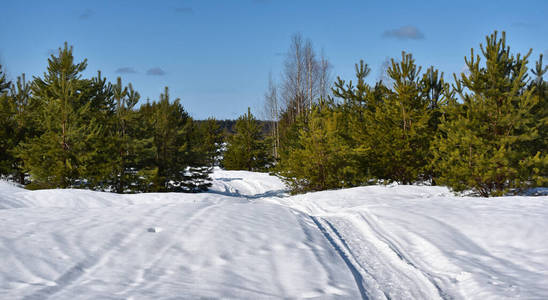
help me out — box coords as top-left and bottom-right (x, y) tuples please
(271, 186), (548, 299)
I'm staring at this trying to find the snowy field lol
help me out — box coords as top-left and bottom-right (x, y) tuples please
(1, 169), (547, 299)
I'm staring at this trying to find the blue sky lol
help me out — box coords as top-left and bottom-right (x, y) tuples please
(1, 0), (547, 119)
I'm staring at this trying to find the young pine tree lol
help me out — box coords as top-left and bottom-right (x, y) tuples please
(223, 108), (272, 171)
(278, 102), (360, 193)
(183, 120), (214, 192)
(0, 65), (14, 178)
(432, 31), (542, 196)
(18, 43), (94, 188)
(6, 74), (33, 183)
(197, 118), (224, 167)
(332, 60), (387, 184)
(524, 54), (548, 186)
(144, 87), (212, 192)
(77, 71), (116, 190)
(366, 52), (435, 184)
(107, 77), (143, 193)
(0, 65), (9, 92)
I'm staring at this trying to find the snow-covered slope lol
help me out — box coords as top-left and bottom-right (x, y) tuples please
(1, 172), (547, 299)
(0, 174), (359, 299)
(271, 186), (548, 299)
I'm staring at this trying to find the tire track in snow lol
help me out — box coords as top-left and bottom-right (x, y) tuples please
(361, 210), (527, 298)
(310, 216), (371, 300)
(353, 212), (450, 299)
(310, 214), (445, 300)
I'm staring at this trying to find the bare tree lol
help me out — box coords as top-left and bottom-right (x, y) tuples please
(264, 72), (280, 157)
(281, 33), (305, 122)
(318, 49), (332, 101)
(279, 33), (331, 121)
(304, 39), (317, 110)
(264, 33), (332, 157)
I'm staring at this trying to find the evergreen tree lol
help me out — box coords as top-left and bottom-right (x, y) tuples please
(149, 87), (188, 191)
(223, 108), (272, 171)
(421, 67), (452, 134)
(5, 74), (33, 183)
(332, 60), (385, 184)
(0, 65), (9, 92)
(370, 52), (435, 183)
(104, 77), (144, 193)
(0, 65), (14, 178)
(432, 31), (542, 196)
(278, 102), (360, 193)
(0, 94), (13, 178)
(420, 67), (453, 182)
(276, 107), (302, 168)
(525, 54), (548, 186)
(143, 87), (212, 192)
(76, 71), (115, 189)
(133, 100), (158, 192)
(183, 120), (214, 192)
(197, 118), (224, 167)
(334, 54), (438, 184)
(17, 43), (94, 189)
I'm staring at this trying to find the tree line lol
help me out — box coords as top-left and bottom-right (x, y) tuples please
(0, 43), (223, 192)
(246, 31), (545, 197)
(1, 31), (546, 197)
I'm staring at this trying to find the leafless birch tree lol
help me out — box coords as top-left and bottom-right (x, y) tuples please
(264, 33), (332, 157)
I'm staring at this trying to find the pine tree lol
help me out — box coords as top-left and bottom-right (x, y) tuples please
(376, 53), (434, 183)
(182, 120), (214, 192)
(530, 54), (547, 139)
(420, 67), (452, 183)
(278, 102), (360, 193)
(143, 87), (212, 192)
(223, 108), (272, 171)
(105, 77), (143, 193)
(75, 71), (116, 190)
(149, 87), (188, 191)
(332, 54), (445, 185)
(0, 64), (14, 178)
(340, 53), (435, 184)
(0, 65), (10, 92)
(0, 94), (13, 178)
(6, 74), (33, 183)
(133, 100), (158, 192)
(197, 118), (224, 167)
(432, 31), (542, 196)
(524, 54), (548, 186)
(17, 43), (93, 189)
(421, 67), (452, 134)
(332, 60), (385, 184)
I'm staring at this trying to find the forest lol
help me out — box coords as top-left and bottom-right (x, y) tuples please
(0, 31), (546, 196)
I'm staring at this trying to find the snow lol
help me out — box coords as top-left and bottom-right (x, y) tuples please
(270, 186), (548, 299)
(209, 168), (287, 198)
(1, 171), (547, 299)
